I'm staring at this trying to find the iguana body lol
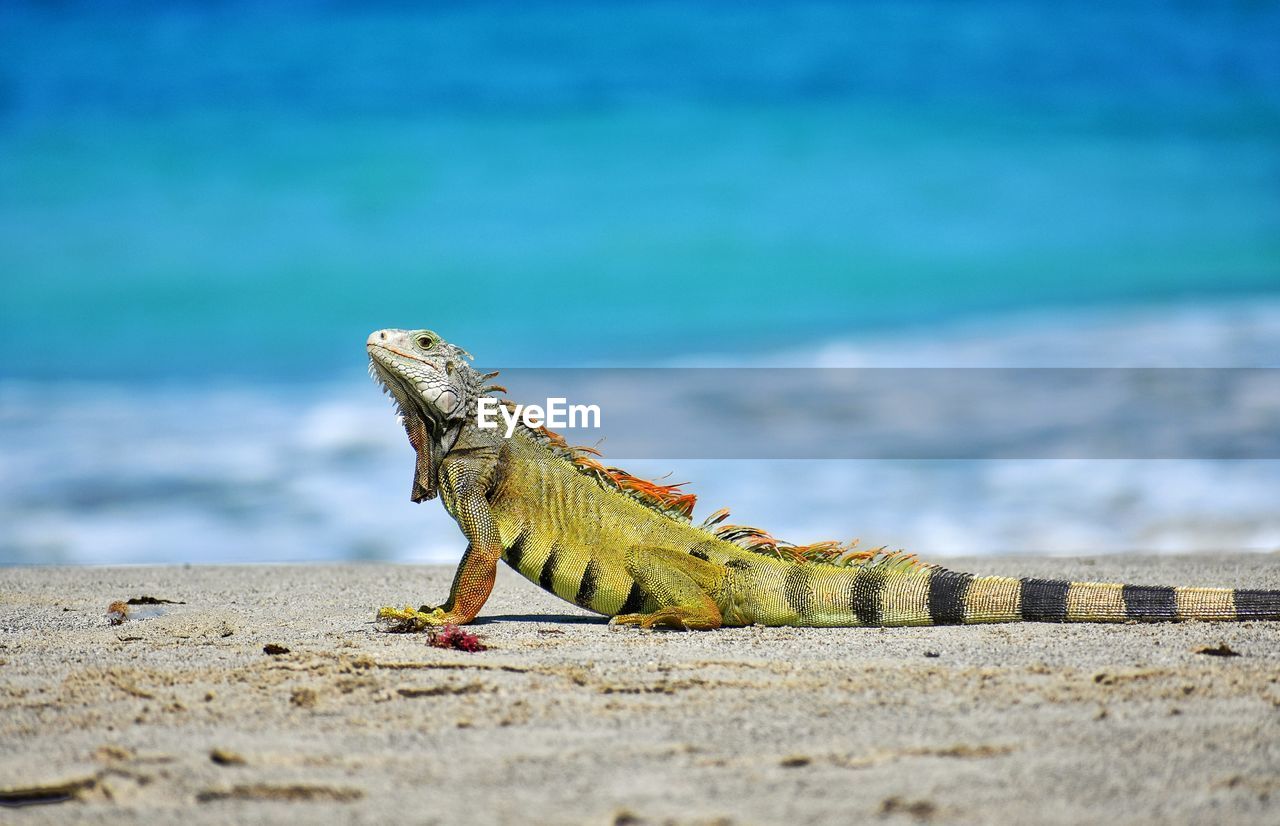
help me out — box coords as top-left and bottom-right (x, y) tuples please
(368, 328), (1280, 630)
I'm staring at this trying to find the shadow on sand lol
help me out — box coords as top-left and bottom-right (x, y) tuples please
(472, 613), (608, 626)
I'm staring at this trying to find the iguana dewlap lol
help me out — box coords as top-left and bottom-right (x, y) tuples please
(367, 328), (1280, 630)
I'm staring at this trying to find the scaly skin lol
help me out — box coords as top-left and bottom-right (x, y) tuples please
(368, 328), (1280, 630)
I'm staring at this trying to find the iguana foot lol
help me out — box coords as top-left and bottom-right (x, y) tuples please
(609, 607), (720, 631)
(376, 604), (449, 632)
(608, 612), (647, 628)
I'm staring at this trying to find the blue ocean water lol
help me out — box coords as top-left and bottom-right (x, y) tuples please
(1, 2), (1278, 564)
(3, 1), (1279, 376)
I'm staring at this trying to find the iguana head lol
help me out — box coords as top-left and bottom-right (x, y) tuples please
(367, 328), (483, 502)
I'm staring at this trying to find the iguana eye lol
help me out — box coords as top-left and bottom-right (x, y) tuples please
(416, 334), (436, 349)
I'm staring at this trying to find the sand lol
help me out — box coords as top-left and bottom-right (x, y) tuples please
(2, 554), (1279, 825)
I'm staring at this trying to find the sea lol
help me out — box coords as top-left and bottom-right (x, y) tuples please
(2, 1), (1278, 565)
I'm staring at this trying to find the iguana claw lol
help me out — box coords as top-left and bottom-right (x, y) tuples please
(376, 604), (449, 632)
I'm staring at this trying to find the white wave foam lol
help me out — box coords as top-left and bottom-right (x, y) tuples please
(2, 299), (1278, 565)
(675, 297), (1280, 368)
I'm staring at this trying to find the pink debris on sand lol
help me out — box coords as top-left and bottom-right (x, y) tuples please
(428, 625), (487, 653)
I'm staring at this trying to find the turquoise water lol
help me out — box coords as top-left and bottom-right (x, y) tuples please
(2, 2), (1279, 565)
(2, 2), (1278, 377)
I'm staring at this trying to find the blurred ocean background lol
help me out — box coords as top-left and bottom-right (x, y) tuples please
(2, 1), (1278, 565)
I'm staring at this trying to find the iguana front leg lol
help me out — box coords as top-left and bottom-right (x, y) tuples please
(378, 484), (502, 630)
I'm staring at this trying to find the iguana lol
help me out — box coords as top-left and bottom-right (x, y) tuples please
(368, 328), (1280, 630)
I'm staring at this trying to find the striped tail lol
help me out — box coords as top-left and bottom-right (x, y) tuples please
(921, 570), (1280, 625)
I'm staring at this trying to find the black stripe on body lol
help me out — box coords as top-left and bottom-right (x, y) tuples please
(690, 548), (710, 561)
(1121, 584), (1177, 621)
(1232, 589), (1280, 620)
(504, 533), (527, 570)
(574, 559), (600, 608)
(1020, 579), (1069, 622)
(928, 570), (973, 625)
(783, 566), (813, 620)
(848, 572), (884, 626)
(538, 545), (562, 593)
(619, 582), (647, 614)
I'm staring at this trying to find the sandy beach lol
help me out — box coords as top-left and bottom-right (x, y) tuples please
(2, 554), (1279, 825)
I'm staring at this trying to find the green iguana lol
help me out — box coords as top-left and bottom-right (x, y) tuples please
(368, 328), (1280, 630)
